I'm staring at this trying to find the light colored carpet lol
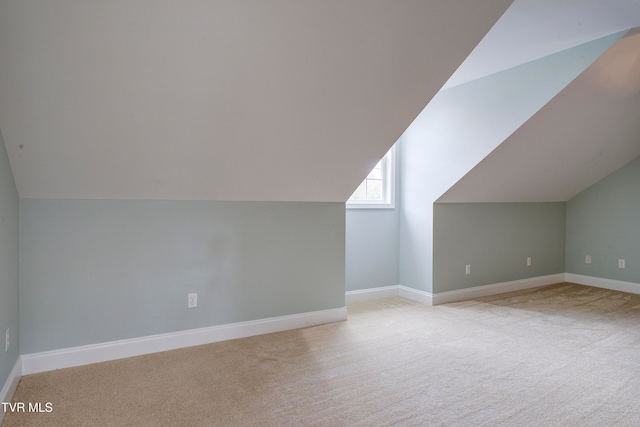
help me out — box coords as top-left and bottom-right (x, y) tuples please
(3, 283), (640, 426)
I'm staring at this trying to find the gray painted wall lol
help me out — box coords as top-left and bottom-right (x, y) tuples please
(345, 145), (400, 292)
(566, 156), (640, 284)
(399, 36), (616, 293)
(433, 203), (566, 293)
(345, 208), (399, 291)
(0, 129), (20, 387)
(19, 200), (345, 354)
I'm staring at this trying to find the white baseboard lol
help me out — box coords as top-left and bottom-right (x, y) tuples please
(21, 307), (347, 376)
(565, 273), (640, 295)
(1, 358), (22, 422)
(432, 273), (566, 305)
(399, 286), (433, 305)
(345, 285), (433, 305)
(346, 274), (566, 306)
(346, 285), (399, 304)
(10, 273), (635, 383)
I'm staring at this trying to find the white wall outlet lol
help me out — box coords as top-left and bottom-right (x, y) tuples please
(5, 328), (8, 352)
(526, 257), (532, 267)
(465, 264), (471, 275)
(618, 259), (626, 269)
(188, 293), (198, 308)
(585, 255), (592, 265)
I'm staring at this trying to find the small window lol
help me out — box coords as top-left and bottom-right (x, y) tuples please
(347, 145), (395, 209)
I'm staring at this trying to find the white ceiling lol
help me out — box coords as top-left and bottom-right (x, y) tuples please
(444, 0), (640, 89)
(2, 0), (639, 203)
(0, 0), (512, 201)
(439, 29), (640, 203)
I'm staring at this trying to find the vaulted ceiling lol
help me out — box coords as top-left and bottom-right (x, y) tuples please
(439, 28), (640, 203)
(443, 0), (640, 89)
(433, 0), (640, 203)
(1, 0), (639, 203)
(0, 0), (512, 201)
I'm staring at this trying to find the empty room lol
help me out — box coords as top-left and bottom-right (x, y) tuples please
(2, 0), (640, 425)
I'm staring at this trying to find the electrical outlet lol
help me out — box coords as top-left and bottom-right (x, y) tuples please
(585, 255), (591, 265)
(618, 259), (626, 269)
(527, 257), (532, 267)
(5, 328), (8, 352)
(188, 293), (198, 308)
(465, 264), (471, 275)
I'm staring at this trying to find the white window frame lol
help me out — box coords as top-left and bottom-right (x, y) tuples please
(347, 145), (396, 209)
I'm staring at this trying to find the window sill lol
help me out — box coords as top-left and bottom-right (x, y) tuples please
(346, 202), (395, 210)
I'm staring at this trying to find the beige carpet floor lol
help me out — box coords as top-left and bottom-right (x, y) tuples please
(3, 282), (640, 426)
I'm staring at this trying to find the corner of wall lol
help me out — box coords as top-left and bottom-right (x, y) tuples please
(0, 127), (21, 407)
(566, 156), (640, 284)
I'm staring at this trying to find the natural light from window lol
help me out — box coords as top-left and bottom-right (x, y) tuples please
(347, 145), (395, 209)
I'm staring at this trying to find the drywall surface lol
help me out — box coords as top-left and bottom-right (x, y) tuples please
(345, 208), (399, 291)
(399, 34), (617, 293)
(0, 129), (20, 390)
(566, 156), (640, 283)
(346, 144), (400, 291)
(398, 138), (434, 293)
(438, 31), (637, 204)
(433, 203), (566, 293)
(0, 0), (512, 202)
(19, 200), (345, 354)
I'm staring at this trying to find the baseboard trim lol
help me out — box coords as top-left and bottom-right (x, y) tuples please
(347, 274), (566, 306)
(565, 273), (640, 295)
(1, 358), (22, 422)
(399, 286), (434, 305)
(21, 307), (347, 376)
(12, 274), (635, 379)
(432, 273), (566, 305)
(345, 286), (400, 303)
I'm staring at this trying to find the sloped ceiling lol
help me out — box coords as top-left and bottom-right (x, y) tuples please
(443, 0), (640, 89)
(438, 28), (640, 203)
(0, 0), (512, 201)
